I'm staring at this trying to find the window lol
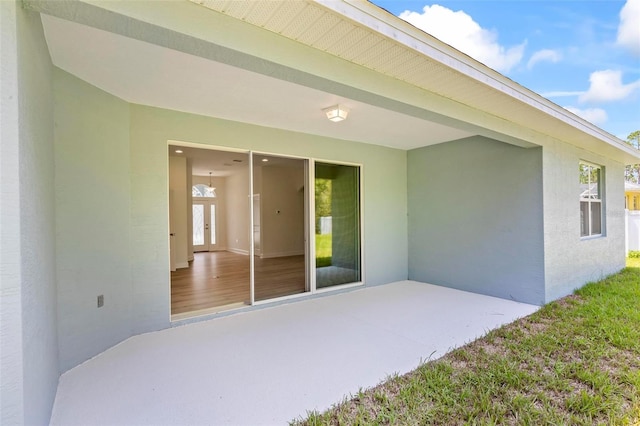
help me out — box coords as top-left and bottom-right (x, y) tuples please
(192, 184), (216, 198)
(579, 162), (603, 237)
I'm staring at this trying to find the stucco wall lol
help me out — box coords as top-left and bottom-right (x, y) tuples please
(17, 9), (59, 425)
(542, 140), (626, 302)
(1, 3), (26, 422)
(0, 3), (59, 424)
(407, 136), (545, 305)
(54, 69), (132, 373)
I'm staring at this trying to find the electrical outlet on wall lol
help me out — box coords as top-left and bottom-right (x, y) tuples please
(97, 295), (104, 308)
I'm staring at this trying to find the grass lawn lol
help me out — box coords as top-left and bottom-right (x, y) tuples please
(315, 234), (332, 268)
(294, 263), (640, 425)
(627, 257), (640, 268)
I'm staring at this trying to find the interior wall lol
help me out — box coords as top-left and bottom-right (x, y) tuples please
(542, 140), (626, 302)
(225, 164), (251, 254)
(407, 136), (545, 305)
(0, 3), (59, 424)
(169, 155), (188, 268)
(260, 165), (305, 258)
(54, 68), (132, 372)
(129, 104), (408, 335)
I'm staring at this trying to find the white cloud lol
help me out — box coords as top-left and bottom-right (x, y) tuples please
(398, 4), (526, 73)
(616, 0), (640, 56)
(579, 70), (640, 103)
(527, 49), (562, 69)
(563, 106), (608, 125)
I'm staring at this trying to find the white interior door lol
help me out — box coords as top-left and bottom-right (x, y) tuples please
(193, 201), (218, 252)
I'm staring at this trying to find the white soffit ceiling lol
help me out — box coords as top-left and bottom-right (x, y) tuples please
(41, 14), (472, 151)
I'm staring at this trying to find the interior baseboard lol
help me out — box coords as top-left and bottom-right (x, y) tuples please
(260, 250), (305, 259)
(176, 261), (189, 269)
(227, 248), (249, 256)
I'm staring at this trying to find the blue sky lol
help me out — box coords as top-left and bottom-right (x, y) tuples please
(371, 0), (640, 141)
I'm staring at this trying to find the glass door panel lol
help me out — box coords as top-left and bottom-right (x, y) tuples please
(193, 202), (217, 251)
(252, 154), (308, 301)
(192, 203), (205, 250)
(315, 163), (361, 288)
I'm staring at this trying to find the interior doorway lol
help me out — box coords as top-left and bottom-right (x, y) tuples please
(192, 199), (218, 252)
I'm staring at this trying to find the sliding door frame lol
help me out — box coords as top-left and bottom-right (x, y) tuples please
(250, 150), (312, 306)
(168, 140), (364, 314)
(309, 158), (365, 295)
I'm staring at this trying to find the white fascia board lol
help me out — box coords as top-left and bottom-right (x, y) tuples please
(317, 0), (639, 161)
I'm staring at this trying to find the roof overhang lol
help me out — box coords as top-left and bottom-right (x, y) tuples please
(24, 0), (640, 164)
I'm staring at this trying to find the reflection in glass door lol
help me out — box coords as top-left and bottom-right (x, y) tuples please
(315, 162), (361, 288)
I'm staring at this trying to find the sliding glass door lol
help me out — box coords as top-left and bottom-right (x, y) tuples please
(314, 162), (361, 289)
(170, 144), (362, 319)
(253, 154), (308, 301)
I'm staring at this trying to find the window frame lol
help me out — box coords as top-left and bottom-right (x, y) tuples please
(579, 161), (604, 238)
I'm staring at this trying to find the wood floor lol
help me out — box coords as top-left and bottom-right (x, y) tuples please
(171, 251), (306, 315)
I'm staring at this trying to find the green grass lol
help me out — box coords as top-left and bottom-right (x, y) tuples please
(627, 257), (640, 268)
(316, 234), (332, 268)
(293, 265), (640, 425)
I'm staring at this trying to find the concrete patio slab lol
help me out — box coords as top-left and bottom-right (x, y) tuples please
(50, 281), (538, 425)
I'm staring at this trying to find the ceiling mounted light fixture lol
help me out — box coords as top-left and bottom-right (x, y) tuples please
(208, 172), (213, 188)
(323, 104), (349, 122)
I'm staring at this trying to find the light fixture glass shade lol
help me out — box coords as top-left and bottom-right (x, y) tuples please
(323, 104), (349, 122)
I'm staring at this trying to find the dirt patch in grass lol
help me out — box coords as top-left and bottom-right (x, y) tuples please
(293, 269), (640, 425)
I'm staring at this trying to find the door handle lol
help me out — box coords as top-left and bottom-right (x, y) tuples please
(205, 224), (209, 230)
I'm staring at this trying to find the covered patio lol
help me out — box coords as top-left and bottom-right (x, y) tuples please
(50, 281), (538, 425)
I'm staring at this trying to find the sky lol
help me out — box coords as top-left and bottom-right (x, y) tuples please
(370, 0), (640, 141)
